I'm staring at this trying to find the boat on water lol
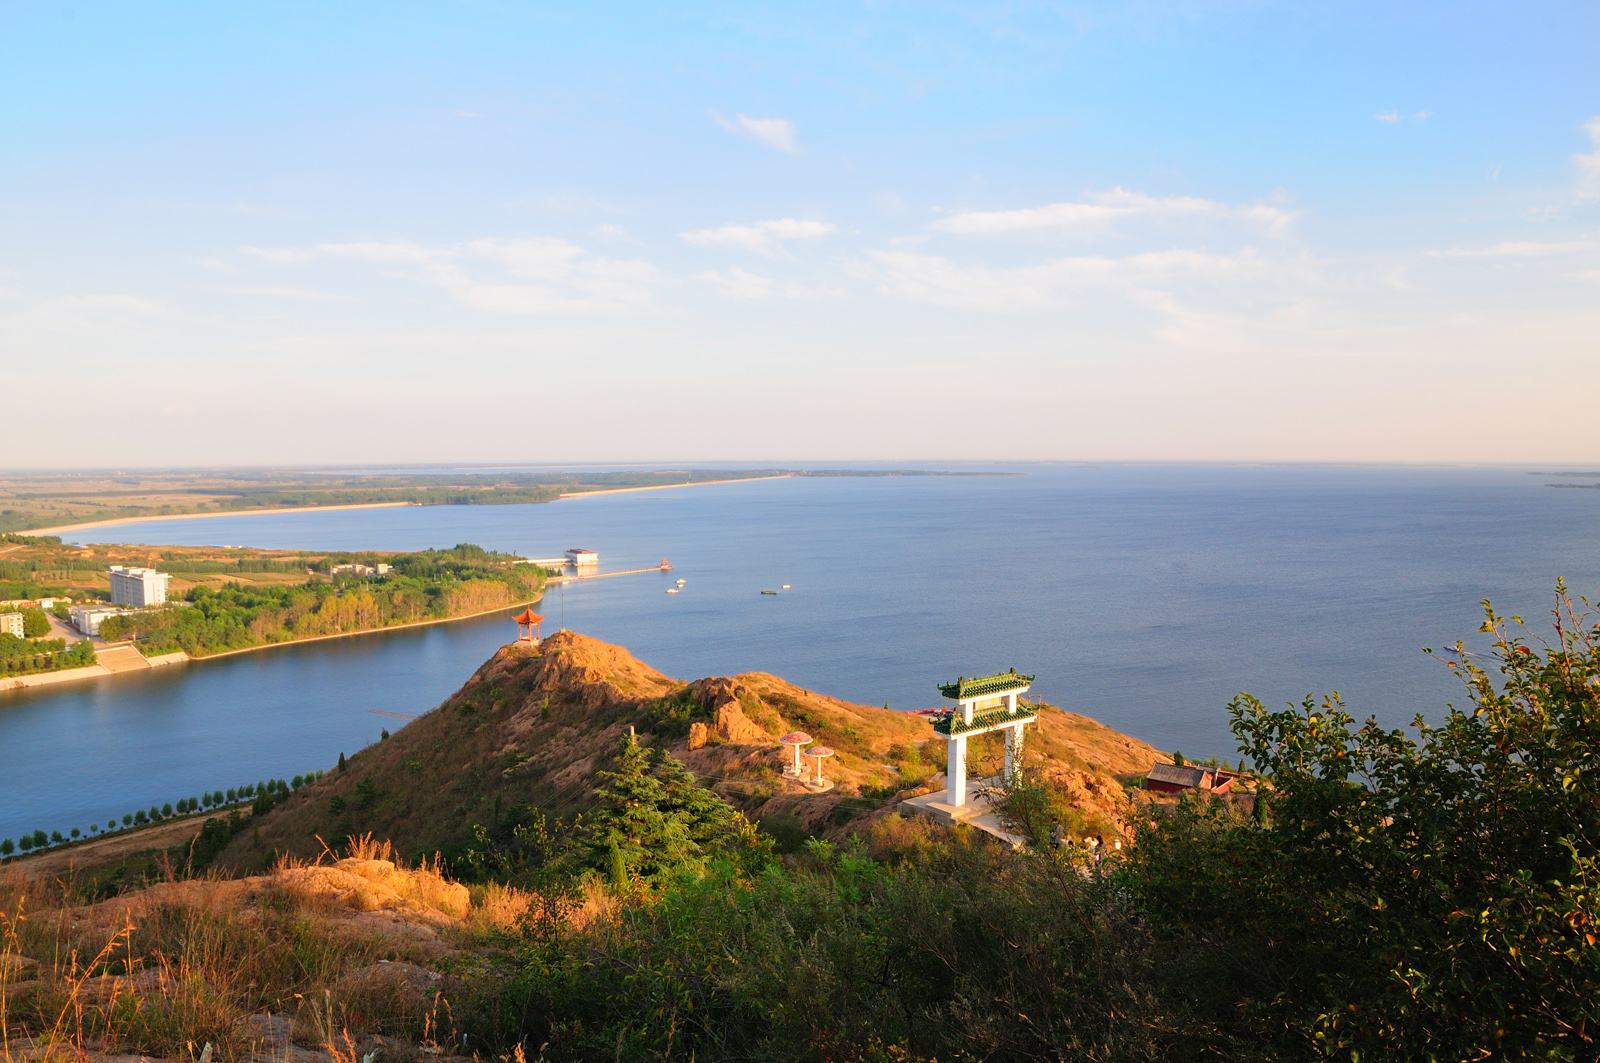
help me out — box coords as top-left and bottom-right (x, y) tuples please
(760, 589), (779, 596)
(665, 587), (680, 595)
(675, 578), (686, 587)
(781, 583), (791, 590)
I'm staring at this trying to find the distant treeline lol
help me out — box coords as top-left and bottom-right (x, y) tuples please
(100, 544), (543, 657)
(0, 772), (325, 859)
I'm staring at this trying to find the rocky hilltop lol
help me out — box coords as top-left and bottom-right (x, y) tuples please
(221, 631), (1160, 869)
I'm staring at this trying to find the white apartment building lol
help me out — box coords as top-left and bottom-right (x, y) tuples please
(108, 565), (170, 607)
(0, 612), (23, 638)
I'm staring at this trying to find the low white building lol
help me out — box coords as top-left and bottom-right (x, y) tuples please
(329, 562), (391, 578)
(565, 548), (599, 566)
(109, 566), (170, 607)
(70, 604), (126, 637)
(0, 612), (23, 638)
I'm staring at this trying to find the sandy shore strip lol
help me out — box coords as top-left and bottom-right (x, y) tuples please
(23, 475), (792, 537)
(557, 473), (795, 500)
(23, 501), (416, 538)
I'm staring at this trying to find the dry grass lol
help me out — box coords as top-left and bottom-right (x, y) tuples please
(0, 834), (530, 1062)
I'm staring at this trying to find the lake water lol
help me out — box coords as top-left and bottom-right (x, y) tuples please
(4, 464), (1598, 844)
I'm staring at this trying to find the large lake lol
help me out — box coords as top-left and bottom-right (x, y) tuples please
(4, 464), (1598, 843)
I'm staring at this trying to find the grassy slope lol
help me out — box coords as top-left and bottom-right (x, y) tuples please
(218, 632), (1163, 870)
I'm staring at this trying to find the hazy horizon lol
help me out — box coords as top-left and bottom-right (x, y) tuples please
(4, 4), (1598, 468)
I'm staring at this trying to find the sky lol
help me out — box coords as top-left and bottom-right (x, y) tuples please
(3, 2), (1598, 468)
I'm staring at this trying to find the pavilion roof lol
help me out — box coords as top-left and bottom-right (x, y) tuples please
(938, 669), (1034, 700)
(512, 607), (544, 624)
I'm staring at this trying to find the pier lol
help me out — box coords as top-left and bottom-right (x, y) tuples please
(547, 561), (673, 585)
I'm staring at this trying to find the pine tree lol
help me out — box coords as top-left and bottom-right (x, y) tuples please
(584, 729), (693, 881)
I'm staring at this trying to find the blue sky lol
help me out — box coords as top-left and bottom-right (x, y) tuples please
(3, 3), (1598, 466)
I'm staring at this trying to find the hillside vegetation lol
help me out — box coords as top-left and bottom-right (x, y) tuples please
(219, 630), (1159, 870)
(3, 594), (1597, 1060)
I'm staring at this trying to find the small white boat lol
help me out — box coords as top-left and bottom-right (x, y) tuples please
(781, 584), (792, 590)
(675, 578), (686, 587)
(665, 587), (680, 595)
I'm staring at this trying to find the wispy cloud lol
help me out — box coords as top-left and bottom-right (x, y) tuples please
(245, 237), (656, 314)
(1375, 111), (1402, 124)
(217, 285), (348, 303)
(37, 293), (167, 319)
(932, 187), (1293, 236)
(679, 218), (835, 252)
(711, 112), (799, 154)
(1425, 240), (1600, 259)
(855, 247), (1270, 311)
(1576, 116), (1600, 199)
(694, 267), (845, 301)
(696, 267), (774, 299)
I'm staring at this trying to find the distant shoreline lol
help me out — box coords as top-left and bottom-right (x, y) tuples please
(23, 501), (416, 537)
(556, 473), (795, 500)
(23, 474), (798, 537)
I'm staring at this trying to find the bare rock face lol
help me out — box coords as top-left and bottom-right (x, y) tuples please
(683, 676), (773, 746)
(687, 721), (710, 750)
(714, 700), (767, 745)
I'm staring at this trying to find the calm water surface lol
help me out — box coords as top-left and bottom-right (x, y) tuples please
(4, 464), (1598, 842)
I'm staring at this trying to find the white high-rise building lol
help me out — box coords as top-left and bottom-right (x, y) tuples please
(108, 566), (170, 607)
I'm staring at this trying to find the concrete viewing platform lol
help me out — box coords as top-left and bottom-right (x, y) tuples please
(900, 774), (1027, 850)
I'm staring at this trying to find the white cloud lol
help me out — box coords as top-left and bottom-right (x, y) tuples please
(1375, 111), (1401, 123)
(246, 237), (656, 314)
(1413, 111), (1430, 121)
(1575, 116), (1600, 199)
(679, 218), (835, 252)
(711, 112), (799, 154)
(932, 187), (1294, 236)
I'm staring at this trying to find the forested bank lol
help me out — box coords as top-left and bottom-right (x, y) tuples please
(99, 545), (543, 657)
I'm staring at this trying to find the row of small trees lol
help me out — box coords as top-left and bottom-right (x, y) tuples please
(0, 770), (325, 857)
(0, 633), (95, 676)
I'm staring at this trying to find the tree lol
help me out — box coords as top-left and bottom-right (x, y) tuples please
(17, 836), (31, 853)
(582, 730), (694, 882)
(0, 838), (13, 856)
(122, 813), (133, 827)
(69, 827), (79, 839)
(1132, 586), (1600, 1059)
(21, 607), (48, 638)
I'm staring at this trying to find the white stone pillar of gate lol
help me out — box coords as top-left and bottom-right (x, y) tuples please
(948, 734), (968, 807)
(1003, 722), (1025, 784)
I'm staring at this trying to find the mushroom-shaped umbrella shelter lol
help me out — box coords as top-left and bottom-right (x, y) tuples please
(512, 607), (545, 642)
(778, 731), (813, 777)
(803, 745), (836, 792)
